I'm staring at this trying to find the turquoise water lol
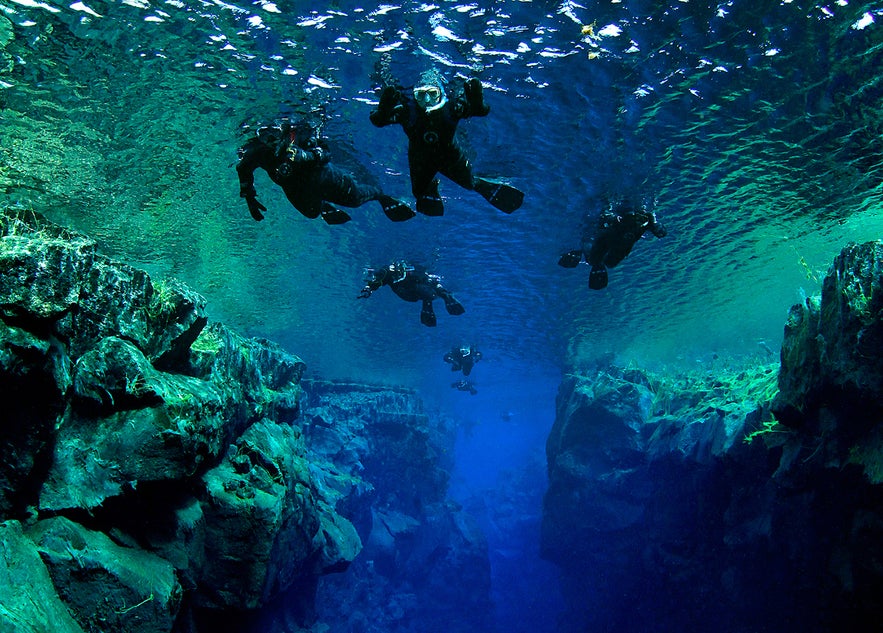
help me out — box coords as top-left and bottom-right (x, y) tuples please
(1, 3), (882, 627)
(3, 0), (882, 390)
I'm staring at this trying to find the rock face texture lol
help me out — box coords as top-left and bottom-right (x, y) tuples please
(0, 208), (490, 633)
(542, 240), (883, 633)
(302, 380), (493, 633)
(0, 209), (356, 632)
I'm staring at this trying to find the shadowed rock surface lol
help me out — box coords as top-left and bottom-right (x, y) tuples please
(302, 380), (493, 633)
(542, 241), (883, 633)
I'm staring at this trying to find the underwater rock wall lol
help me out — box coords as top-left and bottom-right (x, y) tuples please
(543, 240), (883, 633)
(302, 380), (493, 633)
(0, 209), (360, 632)
(0, 207), (490, 633)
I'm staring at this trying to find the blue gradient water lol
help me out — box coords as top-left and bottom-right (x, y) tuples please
(1, 1), (882, 630)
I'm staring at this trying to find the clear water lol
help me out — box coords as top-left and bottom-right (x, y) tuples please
(2, 0), (882, 629)
(4, 0), (882, 388)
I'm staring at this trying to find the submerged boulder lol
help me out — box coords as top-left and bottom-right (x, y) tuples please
(198, 419), (359, 611)
(27, 516), (182, 633)
(0, 521), (85, 633)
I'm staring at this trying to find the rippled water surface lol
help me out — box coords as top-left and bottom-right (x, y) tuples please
(2, 0), (883, 389)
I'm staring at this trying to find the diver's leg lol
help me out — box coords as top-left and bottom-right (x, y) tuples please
(605, 241), (636, 268)
(588, 266), (609, 290)
(317, 164), (378, 207)
(439, 145), (476, 191)
(437, 287), (465, 315)
(440, 145), (524, 213)
(420, 300), (437, 327)
(282, 186), (322, 219)
(319, 164), (414, 222)
(409, 148), (444, 216)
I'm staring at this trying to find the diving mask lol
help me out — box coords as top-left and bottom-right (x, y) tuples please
(413, 84), (446, 112)
(389, 261), (413, 283)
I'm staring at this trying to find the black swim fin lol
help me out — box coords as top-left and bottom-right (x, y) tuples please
(474, 177), (524, 214)
(321, 203), (352, 225)
(558, 250), (582, 268)
(420, 307), (437, 327)
(588, 266), (608, 290)
(416, 179), (444, 216)
(444, 297), (466, 316)
(379, 196), (416, 222)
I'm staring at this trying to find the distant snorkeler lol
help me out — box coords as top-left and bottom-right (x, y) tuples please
(236, 117), (414, 225)
(452, 379), (478, 395)
(368, 56), (524, 216)
(558, 197), (667, 290)
(358, 260), (465, 327)
(443, 344), (482, 377)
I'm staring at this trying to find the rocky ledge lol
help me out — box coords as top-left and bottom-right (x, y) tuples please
(543, 240), (883, 633)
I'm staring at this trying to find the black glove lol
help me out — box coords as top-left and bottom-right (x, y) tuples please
(312, 147), (330, 165)
(650, 214), (667, 238)
(358, 288), (372, 299)
(245, 196), (266, 221)
(370, 86), (402, 125)
(464, 78), (489, 116)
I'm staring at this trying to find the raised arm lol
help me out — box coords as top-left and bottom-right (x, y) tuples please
(369, 85), (405, 127)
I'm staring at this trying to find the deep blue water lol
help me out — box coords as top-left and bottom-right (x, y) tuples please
(2, 0), (883, 630)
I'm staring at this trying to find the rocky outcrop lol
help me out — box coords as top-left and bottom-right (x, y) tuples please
(0, 208), (360, 632)
(542, 240), (883, 633)
(543, 363), (776, 633)
(774, 241), (883, 456)
(542, 242), (883, 633)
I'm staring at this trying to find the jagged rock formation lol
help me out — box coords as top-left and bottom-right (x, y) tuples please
(775, 241), (883, 439)
(542, 240), (883, 633)
(0, 209), (359, 632)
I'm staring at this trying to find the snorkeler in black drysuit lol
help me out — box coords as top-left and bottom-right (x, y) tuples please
(558, 199), (667, 289)
(368, 64), (524, 216)
(452, 379), (478, 396)
(236, 118), (414, 224)
(358, 261), (465, 327)
(444, 344), (482, 377)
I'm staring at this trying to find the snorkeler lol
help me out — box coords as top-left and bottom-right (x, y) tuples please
(368, 63), (524, 216)
(452, 379), (478, 396)
(443, 344), (482, 377)
(358, 261), (465, 327)
(558, 198), (667, 289)
(236, 118), (414, 224)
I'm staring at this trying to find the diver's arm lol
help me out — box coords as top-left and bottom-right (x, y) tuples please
(453, 78), (490, 119)
(236, 143), (268, 221)
(370, 85), (404, 127)
(236, 142), (262, 197)
(358, 274), (384, 298)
